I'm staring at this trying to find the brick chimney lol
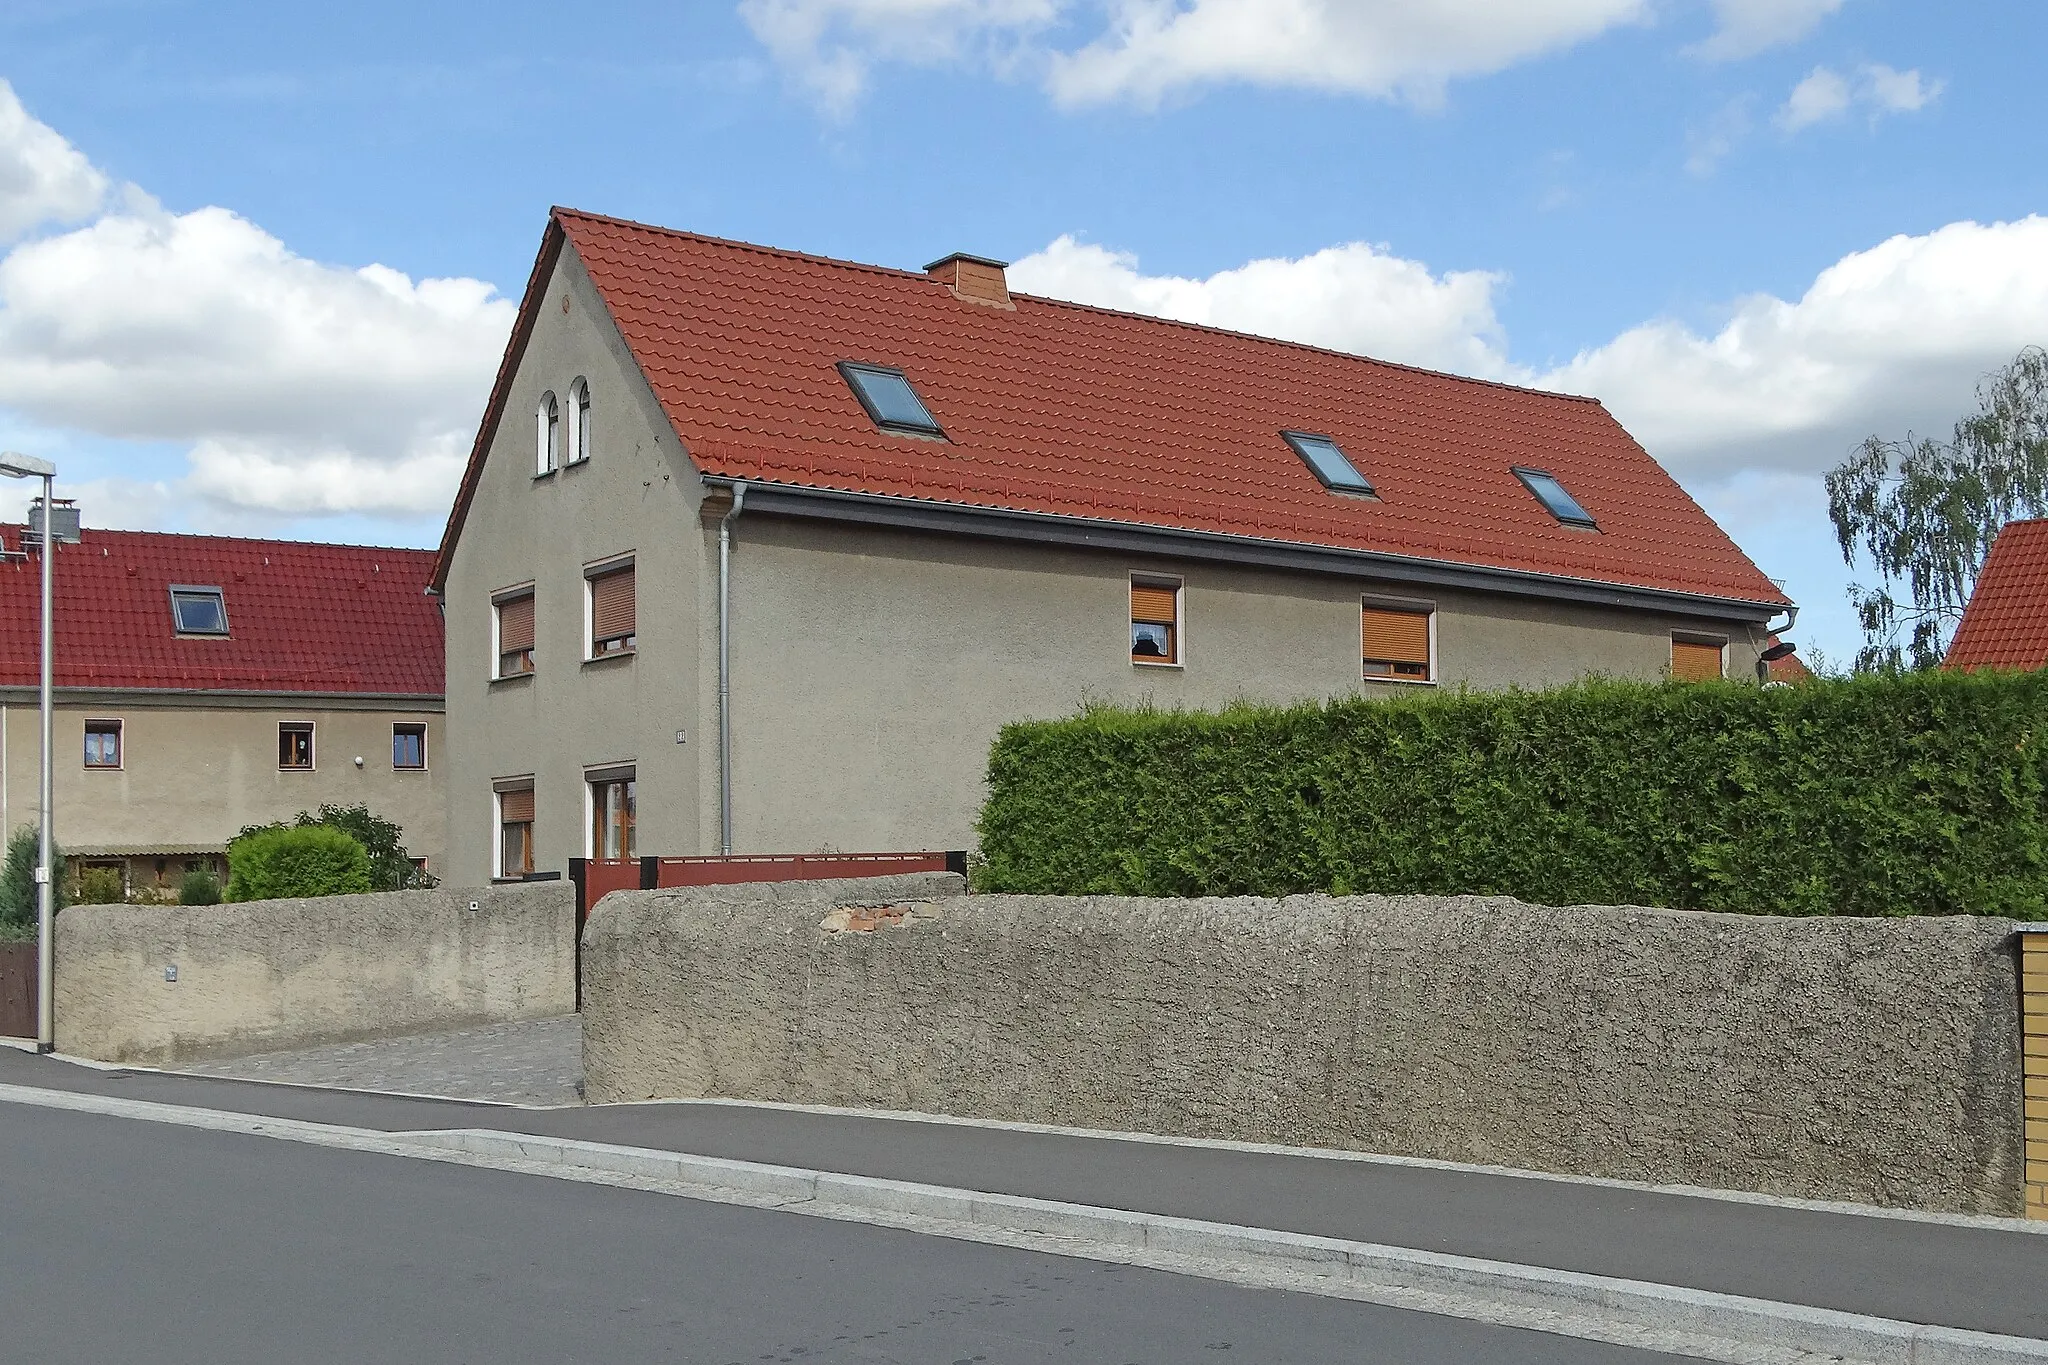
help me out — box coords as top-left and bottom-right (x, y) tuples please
(927, 253), (1013, 310)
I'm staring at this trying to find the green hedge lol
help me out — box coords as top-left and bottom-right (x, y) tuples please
(976, 671), (2048, 919)
(226, 826), (373, 902)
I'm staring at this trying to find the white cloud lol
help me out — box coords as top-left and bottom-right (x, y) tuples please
(1010, 233), (1514, 377)
(1689, 0), (1843, 62)
(0, 82), (514, 524)
(1685, 95), (1754, 177)
(1045, 0), (1649, 108)
(738, 0), (1060, 113)
(0, 81), (107, 243)
(1539, 218), (2048, 479)
(1776, 62), (1941, 132)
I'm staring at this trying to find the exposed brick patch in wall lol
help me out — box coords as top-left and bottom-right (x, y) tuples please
(820, 903), (938, 934)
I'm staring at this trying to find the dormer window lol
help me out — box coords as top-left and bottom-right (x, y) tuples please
(839, 363), (943, 437)
(1514, 467), (1597, 529)
(537, 391), (561, 475)
(170, 586), (228, 636)
(1284, 432), (1375, 496)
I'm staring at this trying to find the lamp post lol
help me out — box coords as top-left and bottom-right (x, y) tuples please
(1, 451), (57, 1051)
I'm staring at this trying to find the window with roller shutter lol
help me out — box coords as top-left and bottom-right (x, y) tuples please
(1670, 636), (1725, 681)
(587, 560), (636, 657)
(1131, 577), (1181, 665)
(494, 590), (535, 678)
(1362, 603), (1432, 682)
(496, 783), (535, 879)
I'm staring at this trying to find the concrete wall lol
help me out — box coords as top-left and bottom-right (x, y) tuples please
(55, 882), (574, 1065)
(583, 880), (2027, 1215)
(440, 242), (705, 887)
(0, 697), (446, 878)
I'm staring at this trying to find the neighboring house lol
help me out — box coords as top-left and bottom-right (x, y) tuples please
(0, 526), (445, 897)
(431, 208), (1793, 884)
(1945, 519), (2048, 670)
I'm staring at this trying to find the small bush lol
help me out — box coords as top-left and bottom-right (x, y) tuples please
(0, 825), (65, 929)
(177, 868), (222, 906)
(72, 866), (127, 905)
(226, 826), (372, 902)
(234, 803), (435, 892)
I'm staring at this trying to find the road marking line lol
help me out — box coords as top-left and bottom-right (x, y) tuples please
(1, 1081), (2042, 1365)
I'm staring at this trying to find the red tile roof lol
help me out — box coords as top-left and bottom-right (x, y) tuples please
(0, 527), (441, 695)
(1944, 519), (2048, 670)
(435, 209), (1788, 610)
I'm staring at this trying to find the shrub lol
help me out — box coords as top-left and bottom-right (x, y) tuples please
(177, 868), (222, 906)
(72, 866), (127, 906)
(225, 825), (373, 902)
(976, 670), (2048, 920)
(0, 825), (66, 930)
(234, 804), (435, 892)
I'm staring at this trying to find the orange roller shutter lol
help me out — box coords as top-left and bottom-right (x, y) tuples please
(1131, 583), (1178, 623)
(1671, 639), (1724, 681)
(591, 567), (635, 642)
(1362, 607), (1430, 666)
(498, 594), (534, 654)
(499, 788), (535, 823)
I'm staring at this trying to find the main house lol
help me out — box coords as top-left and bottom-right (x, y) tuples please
(432, 209), (1793, 885)
(0, 526), (445, 896)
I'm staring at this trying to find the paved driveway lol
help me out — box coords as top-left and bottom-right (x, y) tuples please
(179, 1015), (582, 1105)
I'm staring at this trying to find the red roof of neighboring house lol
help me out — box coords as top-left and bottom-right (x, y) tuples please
(0, 527), (441, 695)
(434, 209), (1788, 610)
(1944, 519), (2048, 670)
(1765, 634), (1814, 684)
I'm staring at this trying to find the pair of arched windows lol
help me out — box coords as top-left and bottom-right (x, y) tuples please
(537, 379), (592, 474)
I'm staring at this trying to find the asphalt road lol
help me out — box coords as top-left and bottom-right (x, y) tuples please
(0, 1102), (1695, 1365)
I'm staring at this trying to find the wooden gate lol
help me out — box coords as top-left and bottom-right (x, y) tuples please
(0, 941), (37, 1040)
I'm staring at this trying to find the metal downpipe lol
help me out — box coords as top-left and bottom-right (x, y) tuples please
(717, 483), (747, 856)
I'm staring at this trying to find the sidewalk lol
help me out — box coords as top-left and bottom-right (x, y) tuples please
(2, 1044), (2040, 1347)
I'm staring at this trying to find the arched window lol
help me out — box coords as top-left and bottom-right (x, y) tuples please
(568, 378), (591, 464)
(537, 392), (560, 475)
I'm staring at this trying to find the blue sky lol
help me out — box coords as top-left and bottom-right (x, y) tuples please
(2, 0), (2045, 666)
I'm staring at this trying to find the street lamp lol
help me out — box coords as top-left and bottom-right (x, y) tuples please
(1, 451), (56, 1051)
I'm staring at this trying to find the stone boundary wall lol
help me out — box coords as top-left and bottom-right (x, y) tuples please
(582, 877), (2027, 1215)
(56, 883), (575, 1065)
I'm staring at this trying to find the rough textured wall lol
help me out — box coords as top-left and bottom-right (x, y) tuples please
(56, 883), (574, 1065)
(583, 880), (2025, 1215)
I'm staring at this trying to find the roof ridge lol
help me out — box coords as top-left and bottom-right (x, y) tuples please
(554, 205), (1603, 408)
(0, 524), (436, 557)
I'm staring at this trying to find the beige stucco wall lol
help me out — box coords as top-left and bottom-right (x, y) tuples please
(719, 516), (1770, 853)
(0, 697), (445, 879)
(439, 245), (1775, 877)
(54, 882), (574, 1065)
(583, 877), (2026, 1215)
(440, 243), (706, 887)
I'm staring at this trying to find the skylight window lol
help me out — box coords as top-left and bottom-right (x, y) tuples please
(839, 363), (943, 436)
(170, 586), (229, 636)
(1283, 432), (1375, 495)
(1513, 468), (1597, 528)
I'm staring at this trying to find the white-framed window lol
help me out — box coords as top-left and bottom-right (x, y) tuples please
(585, 764), (636, 860)
(1671, 634), (1727, 682)
(1130, 575), (1183, 667)
(567, 378), (591, 465)
(494, 780), (535, 880)
(1361, 596), (1436, 684)
(493, 585), (536, 678)
(585, 555), (636, 659)
(537, 391), (561, 475)
(392, 723), (427, 770)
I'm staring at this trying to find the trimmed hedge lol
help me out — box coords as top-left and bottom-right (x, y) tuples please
(226, 826), (373, 902)
(976, 671), (2048, 919)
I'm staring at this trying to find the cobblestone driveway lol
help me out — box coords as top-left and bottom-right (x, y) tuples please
(180, 1015), (583, 1106)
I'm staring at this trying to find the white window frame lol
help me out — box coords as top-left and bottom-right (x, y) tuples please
(1360, 593), (1438, 687)
(83, 717), (124, 770)
(583, 553), (636, 662)
(536, 391), (560, 476)
(492, 778), (535, 881)
(491, 582), (536, 680)
(567, 378), (591, 465)
(1130, 573), (1185, 670)
(583, 763), (637, 860)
